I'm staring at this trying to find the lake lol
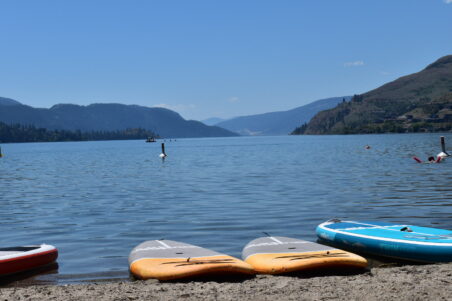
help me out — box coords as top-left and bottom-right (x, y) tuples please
(0, 134), (451, 283)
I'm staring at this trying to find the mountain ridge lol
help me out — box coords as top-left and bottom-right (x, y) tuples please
(0, 101), (238, 138)
(0, 97), (22, 106)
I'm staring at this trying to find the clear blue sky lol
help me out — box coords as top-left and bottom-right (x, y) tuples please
(1, 0), (451, 120)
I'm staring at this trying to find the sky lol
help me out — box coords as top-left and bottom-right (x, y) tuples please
(0, 1), (451, 121)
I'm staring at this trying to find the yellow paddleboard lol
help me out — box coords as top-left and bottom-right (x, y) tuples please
(129, 240), (255, 281)
(242, 236), (367, 274)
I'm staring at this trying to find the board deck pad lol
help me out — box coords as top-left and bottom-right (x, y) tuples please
(316, 220), (452, 262)
(242, 236), (367, 274)
(129, 240), (255, 280)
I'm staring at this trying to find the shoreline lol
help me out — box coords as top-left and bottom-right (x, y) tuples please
(2, 263), (451, 300)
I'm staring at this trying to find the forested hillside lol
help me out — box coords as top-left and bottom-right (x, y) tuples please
(0, 122), (159, 143)
(0, 102), (237, 138)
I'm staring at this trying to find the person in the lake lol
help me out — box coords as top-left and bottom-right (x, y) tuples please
(413, 156), (442, 164)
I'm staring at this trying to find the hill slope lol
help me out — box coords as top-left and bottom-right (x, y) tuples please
(0, 97), (22, 106)
(0, 101), (237, 138)
(216, 97), (350, 136)
(294, 55), (452, 134)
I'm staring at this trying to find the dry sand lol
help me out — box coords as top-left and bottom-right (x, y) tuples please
(1, 263), (452, 301)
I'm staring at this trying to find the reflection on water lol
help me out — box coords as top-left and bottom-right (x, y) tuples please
(0, 263), (60, 287)
(0, 134), (451, 284)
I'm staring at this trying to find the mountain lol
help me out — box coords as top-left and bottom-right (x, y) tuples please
(215, 97), (350, 136)
(293, 55), (452, 134)
(201, 117), (227, 126)
(0, 101), (238, 138)
(0, 97), (21, 106)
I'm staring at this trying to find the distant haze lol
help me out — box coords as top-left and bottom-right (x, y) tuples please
(215, 97), (350, 136)
(201, 117), (227, 126)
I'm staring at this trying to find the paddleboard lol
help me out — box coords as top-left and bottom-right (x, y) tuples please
(317, 219), (452, 262)
(242, 236), (367, 274)
(0, 244), (58, 276)
(129, 240), (255, 280)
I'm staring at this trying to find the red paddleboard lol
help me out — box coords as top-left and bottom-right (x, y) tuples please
(0, 244), (58, 276)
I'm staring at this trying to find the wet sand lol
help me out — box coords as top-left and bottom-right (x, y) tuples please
(2, 263), (451, 301)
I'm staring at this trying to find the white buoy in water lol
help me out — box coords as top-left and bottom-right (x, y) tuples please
(437, 136), (450, 158)
(159, 143), (167, 159)
(438, 152), (449, 158)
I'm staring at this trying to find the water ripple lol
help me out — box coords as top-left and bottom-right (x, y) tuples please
(0, 134), (451, 276)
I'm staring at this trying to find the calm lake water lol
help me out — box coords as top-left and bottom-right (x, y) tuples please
(1, 134), (451, 283)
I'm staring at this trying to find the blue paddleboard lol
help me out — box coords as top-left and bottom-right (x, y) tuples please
(316, 219), (452, 263)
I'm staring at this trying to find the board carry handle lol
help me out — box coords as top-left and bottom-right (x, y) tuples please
(400, 227), (413, 232)
(328, 218), (342, 223)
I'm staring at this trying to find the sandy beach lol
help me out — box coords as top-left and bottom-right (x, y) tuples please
(2, 263), (451, 301)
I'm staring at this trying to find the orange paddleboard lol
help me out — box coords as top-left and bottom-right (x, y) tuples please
(242, 236), (367, 274)
(129, 240), (255, 281)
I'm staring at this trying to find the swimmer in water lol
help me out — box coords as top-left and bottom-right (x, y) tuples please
(413, 156), (442, 164)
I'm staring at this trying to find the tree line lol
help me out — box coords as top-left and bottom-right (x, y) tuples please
(0, 122), (160, 143)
